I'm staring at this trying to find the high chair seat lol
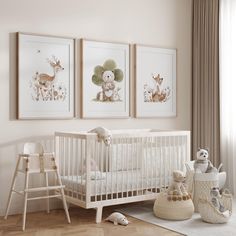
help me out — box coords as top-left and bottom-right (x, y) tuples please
(4, 142), (71, 231)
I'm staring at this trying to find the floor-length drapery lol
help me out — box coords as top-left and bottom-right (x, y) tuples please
(219, 0), (236, 194)
(192, 0), (220, 166)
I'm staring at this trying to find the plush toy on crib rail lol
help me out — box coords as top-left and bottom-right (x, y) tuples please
(194, 148), (218, 173)
(88, 127), (112, 146)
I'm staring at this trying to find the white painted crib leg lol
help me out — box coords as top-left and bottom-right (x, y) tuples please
(96, 206), (103, 223)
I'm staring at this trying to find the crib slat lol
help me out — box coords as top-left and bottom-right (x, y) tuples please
(80, 139), (83, 200)
(105, 144), (108, 201)
(126, 137), (129, 198)
(121, 138), (124, 198)
(100, 142), (104, 199)
(110, 144), (113, 200)
(150, 137), (153, 192)
(116, 138), (119, 198)
(137, 138), (140, 195)
(131, 137), (134, 197)
(162, 136), (166, 190)
(86, 138), (91, 204)
(75, 138), (79, 199)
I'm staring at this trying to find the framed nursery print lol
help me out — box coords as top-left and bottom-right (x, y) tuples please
(17, 33), (75, 119)
(135, 45), (176, 117)
(81, 39), (130, 118)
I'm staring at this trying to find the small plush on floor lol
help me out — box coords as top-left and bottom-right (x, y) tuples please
(105, 212), (129, 226)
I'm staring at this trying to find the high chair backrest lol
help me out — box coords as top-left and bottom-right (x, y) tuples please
(22, 142), (55, 172)
(23, 142), (44, 155)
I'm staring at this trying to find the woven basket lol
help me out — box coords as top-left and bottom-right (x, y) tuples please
(198, 189), (233, 224)
(193, 172), (219, 212)
(153, 192), (194, 220)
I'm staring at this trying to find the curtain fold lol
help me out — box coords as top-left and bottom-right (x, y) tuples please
(192, 0), (220, 166)
(219, 0), (236, 194)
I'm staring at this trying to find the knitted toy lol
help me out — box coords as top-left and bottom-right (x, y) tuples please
(88, 127), (112, 146)
(167, 170), (190, 201)
(194, 148), (218, 173)
(105, 212), (129, 226)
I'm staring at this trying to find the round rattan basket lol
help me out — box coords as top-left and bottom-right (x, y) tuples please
(153, 192), (194, 220)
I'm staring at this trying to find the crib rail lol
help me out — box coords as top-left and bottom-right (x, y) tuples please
(55, 130), (190, 209)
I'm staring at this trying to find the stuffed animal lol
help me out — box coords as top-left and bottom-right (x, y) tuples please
(92, 59), (123, 102)
(144, 84), (153, 102)
(88, 127), (112, 146)
(210, 187), (225, 212)
(167, 170), (188, 197)
(194, 148), (218, 173)
(105, 212), (129, 226)
(101, 71), (116, 101)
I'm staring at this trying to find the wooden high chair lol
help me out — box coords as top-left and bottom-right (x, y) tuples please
(4, 142), (71, 230)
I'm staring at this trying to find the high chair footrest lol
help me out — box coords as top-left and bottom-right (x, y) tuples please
(27, 194), (62, 201)
(25, 185), (65, 192)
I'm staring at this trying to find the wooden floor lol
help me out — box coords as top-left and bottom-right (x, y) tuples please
(0, 204), (182, 236)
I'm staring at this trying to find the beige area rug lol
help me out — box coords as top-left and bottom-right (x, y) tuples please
(117, 200), (236, 236)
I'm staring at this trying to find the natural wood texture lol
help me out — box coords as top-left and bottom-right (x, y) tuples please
(0, 204), (182, 236)
(4, 143), (70, 230)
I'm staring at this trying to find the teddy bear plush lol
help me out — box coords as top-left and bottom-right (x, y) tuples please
(194, 148), (218, 173)
(101, 70), (115, 101)
(92, 59), (123, 102)
(167, 170), (188, 197)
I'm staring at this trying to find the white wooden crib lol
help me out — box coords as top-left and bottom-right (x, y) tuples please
(55, 129), (190, 223)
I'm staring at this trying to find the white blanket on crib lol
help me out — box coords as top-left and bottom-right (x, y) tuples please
(62, 170), (171, 196)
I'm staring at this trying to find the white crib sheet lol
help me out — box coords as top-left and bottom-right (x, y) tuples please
(61, 170), (171, 196)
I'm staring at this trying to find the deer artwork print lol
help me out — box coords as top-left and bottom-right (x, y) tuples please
(30, 55), (67, 101)
(143, 73), (171, 103)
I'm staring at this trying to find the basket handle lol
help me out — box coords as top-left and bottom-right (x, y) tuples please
(223, 188), (231, 195)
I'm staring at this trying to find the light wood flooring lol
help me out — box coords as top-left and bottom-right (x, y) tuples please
(0, 203), (182, 236)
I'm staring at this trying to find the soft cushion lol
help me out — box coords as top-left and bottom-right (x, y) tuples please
(153, 192), (194, 220)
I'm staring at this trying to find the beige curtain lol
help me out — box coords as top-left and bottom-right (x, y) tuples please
(192, 0), (220, 166)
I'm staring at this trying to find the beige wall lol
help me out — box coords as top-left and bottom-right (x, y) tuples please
(0, 0), (192, 215)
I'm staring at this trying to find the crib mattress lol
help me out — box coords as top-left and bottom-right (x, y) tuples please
(61, 170), (171, 196)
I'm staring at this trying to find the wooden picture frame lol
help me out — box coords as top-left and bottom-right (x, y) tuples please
(81, 39), (130, 118)
(17, 32), (75, 119)
(135, 45), (176, 117)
